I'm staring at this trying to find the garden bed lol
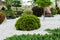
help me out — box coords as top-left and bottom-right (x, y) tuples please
(0, 15), (60, 40)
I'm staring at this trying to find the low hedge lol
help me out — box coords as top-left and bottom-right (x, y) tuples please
(15, 14), (41, 31)
(5, 28), (60, 40)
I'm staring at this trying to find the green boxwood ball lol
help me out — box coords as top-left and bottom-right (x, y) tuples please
(15, 14), (41, 31)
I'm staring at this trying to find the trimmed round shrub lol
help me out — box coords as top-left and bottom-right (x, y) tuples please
(51, 8), (58, 15)
(22, 9), (33, 16)
(0, 12), (5, 24)
(32, 6), (44, 17)
(15, 14), (41, 31)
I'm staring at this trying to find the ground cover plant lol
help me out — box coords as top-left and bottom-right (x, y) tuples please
(15, 14), (40, 31)
(3, 10), (15, 19)
(13, 9), (23, 17)
(4, 28), (60, 40)
(45, 28), (60, 35)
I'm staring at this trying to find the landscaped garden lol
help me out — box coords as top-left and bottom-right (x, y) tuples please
(0, 0), (60, 40)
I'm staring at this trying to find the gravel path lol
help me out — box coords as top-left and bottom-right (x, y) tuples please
(0, 15), (60, 40)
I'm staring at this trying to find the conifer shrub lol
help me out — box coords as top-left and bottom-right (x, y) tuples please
(0, 12), (5, 24)
(32, 6), (44, 17)
(15, 14), (41, 31)
(21, 9), (33, 16)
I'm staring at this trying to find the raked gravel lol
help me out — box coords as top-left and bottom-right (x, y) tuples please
(0, 15), (60, 40)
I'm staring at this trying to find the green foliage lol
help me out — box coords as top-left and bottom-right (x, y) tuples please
(6, 10), (15, 19)
(12, 1), (21, 7)
(33, 0), (37, 5)
(45, 28), (60, 40)
(5, 0), (12, 10)
(5, 28), (60, 40)
(15, 14), (40, 31)
(5, 0), (12, 6)
(33, 0), (52, 18)
(2, 10), (15, 19)
(22, 9), (33, 15)
(34, 0), (52, 7)
(14, 10), (23, 17)
(45, 28), (60, 35)
(33, 0), (37, 3)
(12, 0), (21, 11)
(56, 7), (60, 14)
(51, 8), (58, 15)
(5, 0), (21, 10)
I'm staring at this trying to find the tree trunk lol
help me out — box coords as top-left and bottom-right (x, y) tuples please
(43, 8), (45, 20)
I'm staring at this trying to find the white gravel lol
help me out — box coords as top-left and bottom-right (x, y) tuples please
(0, 15), (60, 40)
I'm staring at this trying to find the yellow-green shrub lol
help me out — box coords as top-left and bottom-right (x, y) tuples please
(21, 9), (33, 16)
(15, 14), (41, 31)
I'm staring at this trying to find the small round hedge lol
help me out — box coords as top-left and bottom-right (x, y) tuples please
(32, 6), (44, 17)
(21, 9), (33, 16)
(0, 12), (5, 24)
(51, 8), (58, 15)
(15, 14), (41, 31)
(23, 9), (33, 14)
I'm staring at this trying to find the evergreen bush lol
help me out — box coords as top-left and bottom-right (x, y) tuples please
(15, 14), (40, 31)
(32, 6), (43, 17)
(0, 12), (5, 24)
(51, 8), (58, 15)
(22, 9), (33, 16)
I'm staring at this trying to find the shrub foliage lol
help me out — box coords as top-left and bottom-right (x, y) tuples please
(51, 8), (58, 15)
(5, 28), (60, 40)
(1, 10), (15, 19)
(15, 14), (40, 31)
(22, 9), (33, 16)
(32, 6), (44, 17)
(0, 12), (5, 24)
